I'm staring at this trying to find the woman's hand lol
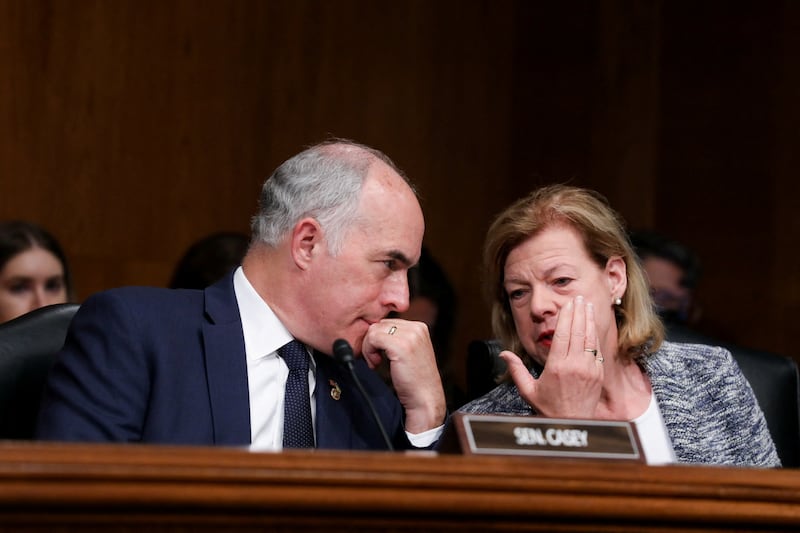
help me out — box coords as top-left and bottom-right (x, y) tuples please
(504, 296), (604, 418)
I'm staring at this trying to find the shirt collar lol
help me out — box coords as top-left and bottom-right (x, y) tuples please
(233, 266), (294, 363)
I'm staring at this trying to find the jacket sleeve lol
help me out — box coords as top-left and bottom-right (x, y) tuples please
(36, 290), (151, 442)
(679, 345), (782, 467)
(716, 346), (782, 467)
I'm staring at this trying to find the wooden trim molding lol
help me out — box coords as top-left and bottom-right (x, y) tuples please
(0, 442), (798, 531)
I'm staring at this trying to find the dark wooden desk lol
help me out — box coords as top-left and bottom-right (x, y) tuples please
(0, 441), (798, 531)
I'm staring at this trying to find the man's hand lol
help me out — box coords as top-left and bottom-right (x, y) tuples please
(362, 319), (446, 434)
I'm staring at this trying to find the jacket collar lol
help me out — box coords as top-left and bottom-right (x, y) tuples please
(202, 271), (251, 445)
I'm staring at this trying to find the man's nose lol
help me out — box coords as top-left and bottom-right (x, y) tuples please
(384, 272), (410, 313)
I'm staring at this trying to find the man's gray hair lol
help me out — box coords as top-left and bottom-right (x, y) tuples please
(251, 139), (411, 255)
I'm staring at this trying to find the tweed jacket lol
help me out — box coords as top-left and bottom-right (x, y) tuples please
(458, 341), (781, 467)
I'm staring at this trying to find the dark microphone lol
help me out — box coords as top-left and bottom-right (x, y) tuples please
(332, 339), (395, 451)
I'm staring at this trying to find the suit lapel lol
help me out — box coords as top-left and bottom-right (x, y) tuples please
(202, 273), (251, 445)
(313, 351), (355, 449)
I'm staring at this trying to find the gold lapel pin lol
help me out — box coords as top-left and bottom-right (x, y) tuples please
(329, 379), (342, 401)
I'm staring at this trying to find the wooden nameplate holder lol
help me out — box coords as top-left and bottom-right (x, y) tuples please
(440, 412), (644, 463)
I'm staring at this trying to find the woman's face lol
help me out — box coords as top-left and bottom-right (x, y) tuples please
(0, 247), (68, 323)
(502, 224), (626, 366)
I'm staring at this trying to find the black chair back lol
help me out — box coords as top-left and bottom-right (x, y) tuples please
(0, 303), (80, 440)
(665, 323), (800, 467)
(722, 345), (800, 467)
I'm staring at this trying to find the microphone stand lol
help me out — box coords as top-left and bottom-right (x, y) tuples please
(332, 339), (395, 451)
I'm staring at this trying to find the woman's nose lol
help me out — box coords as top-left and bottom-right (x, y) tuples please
(530, 289), (557, 319)
(31, 289), (46, 309)
(33, 287), (61, 308)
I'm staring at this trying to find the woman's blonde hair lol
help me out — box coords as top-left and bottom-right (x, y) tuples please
(484, 185), (663, 365)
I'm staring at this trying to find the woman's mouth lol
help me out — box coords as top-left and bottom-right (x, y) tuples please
(537, 331), (554, 348)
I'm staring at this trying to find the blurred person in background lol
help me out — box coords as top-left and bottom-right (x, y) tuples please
(0, 220), (72, 324)
(170, 232), (250, 290)
(629, 230), (701, 329)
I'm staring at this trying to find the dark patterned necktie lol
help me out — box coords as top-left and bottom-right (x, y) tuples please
(279, 340), (314, 448)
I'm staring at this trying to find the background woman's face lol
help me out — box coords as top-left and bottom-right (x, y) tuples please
(0, 247), (68, 323)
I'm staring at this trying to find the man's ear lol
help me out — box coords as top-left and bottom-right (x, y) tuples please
(605, 256), (628, 301)
(290, 217), (322, 270)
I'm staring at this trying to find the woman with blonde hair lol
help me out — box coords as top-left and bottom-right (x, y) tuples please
(459, 185), (779, 467)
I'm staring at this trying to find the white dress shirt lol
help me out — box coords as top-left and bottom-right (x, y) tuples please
(632, 391), (677, 465)
(234, 266), (442, 450)
(234, 267), (317, 450)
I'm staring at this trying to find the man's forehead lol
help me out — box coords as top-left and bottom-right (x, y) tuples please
(353, 161), (425, 258)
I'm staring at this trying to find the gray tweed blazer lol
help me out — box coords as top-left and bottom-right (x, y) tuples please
(458, 341), (781, 467)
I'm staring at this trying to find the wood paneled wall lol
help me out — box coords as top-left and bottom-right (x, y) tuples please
(656, 1), (800, 357)
(1, 0), (797, 393)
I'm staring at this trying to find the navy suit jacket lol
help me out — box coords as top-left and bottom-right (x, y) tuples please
(36, 273), (414, 450)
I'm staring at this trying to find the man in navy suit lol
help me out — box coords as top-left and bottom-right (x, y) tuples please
(36, 139), (447, 450)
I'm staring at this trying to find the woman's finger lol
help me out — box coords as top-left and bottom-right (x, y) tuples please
(550, 298), (574, 360)
(570, 295), (587, 359)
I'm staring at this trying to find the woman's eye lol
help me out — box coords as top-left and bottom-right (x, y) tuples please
(508, 289), (526, 300)
(46, 278), (64, 292)
(553, 277), (572, 287)
(9, 282), (30, 294)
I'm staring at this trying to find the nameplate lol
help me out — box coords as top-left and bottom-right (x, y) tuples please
(441, 413), (643, 462)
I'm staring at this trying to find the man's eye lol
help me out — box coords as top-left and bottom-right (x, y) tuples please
(383, 260), (398, 271)
(553, 277), (572, 287)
